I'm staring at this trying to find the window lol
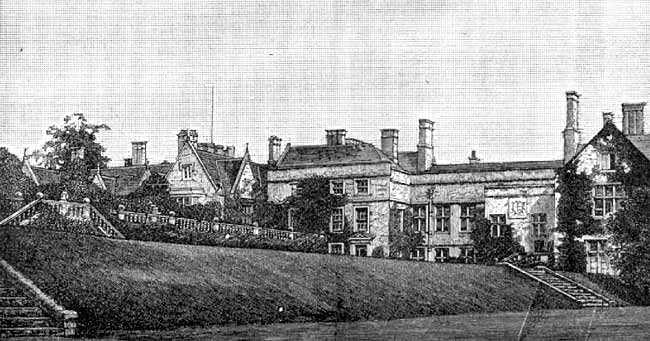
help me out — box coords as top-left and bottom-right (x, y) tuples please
(287, 208), (296, 231)
(410, 247), (427, 261)
(330, 207), (344, 232)
(531, 213), (547, 238)
(459, 248), (474, 263)
(181, 163), (193, 180)
(355, 179), (369, 195)
(355, 207), (369, 232)
(434, 205), (451, 233)
(413, 205), (427, 233)
(328, 243), (344, 255)
(489, 214), (507, 237)
(594, 184), (625, 217)
(599, 153), (616, 171)
(434, 248), (449, 263)
(396, 209), (405, 232)
(534, 240), (547, 253)
(354, 245), (368, 257)
(460, 204), (477, 233)
(175, 196), (194, 206)
(330, 180), (344, 195)
(289, 182), (302, 196)
(242, 205), (253, 225)
(586, 240), (606, 254)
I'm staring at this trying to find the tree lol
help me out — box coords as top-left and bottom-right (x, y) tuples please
(388, 208), (425, 260)
(608, 187), (650, 288)
(286, 176), (347, 234)
(34, 113), (110, 177)
(556, 162), (599, 272)
(471, 216), (521, 264)
(0, 148), (36, 217)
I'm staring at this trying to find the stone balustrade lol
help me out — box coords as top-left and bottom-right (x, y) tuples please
(117, 208), (303, 241)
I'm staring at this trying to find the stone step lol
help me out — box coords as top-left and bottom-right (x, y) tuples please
(0, 316), (52, 328)
(0, 296), (31, 307)
(0, 327), (63, 338)
(0, 306), (43, 317)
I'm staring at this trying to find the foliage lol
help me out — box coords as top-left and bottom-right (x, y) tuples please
(371, 246), (385, 258)
(286, 176), (347, 234)
(556, 162), (599, 272)
(471, 216), (521, 265)
(607, 187), (650, 288)
(33, 113), (110, 176)
(0, 148), (36, 218)
(388, 208), (425, 260)
(252, 182), (287, 229)
(26, 207), (103, 236)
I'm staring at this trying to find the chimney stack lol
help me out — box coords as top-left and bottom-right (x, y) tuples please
(225, 146), (235, 157)
(417, 119), (435, 172)
(131, 141), (147, 166)
(177, 129), (199, 156)
(602, 112), (614, 126)
(380, 129), (399, 162)
(326, 129), (347, 146)
(268, 136), (282, 165)
(563, 91), (581, 164)
(468, 150), (481, 164)
(622, 102), (646, 136)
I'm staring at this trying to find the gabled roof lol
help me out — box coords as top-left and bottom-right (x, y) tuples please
(568, 120), (650, 166)
(22, 161), (62, 186)
(91, 162), (172, 196)
(626, 135), (650, 160)
(275, 140), (392, 169)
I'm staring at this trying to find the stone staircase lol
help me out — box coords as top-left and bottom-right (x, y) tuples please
(0, 268), (65, 338)
(502, 263), (615, 308)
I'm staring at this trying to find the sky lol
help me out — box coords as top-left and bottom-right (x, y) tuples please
(1, 0), (649, 166)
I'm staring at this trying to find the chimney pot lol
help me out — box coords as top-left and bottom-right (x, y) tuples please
(468, 150), (481, 164)
(602, 112), (614, 125)
(226, 146), (235, 157)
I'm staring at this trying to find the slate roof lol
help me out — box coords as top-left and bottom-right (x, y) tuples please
(422, 160), (564, 174)
(195, 150), (266, 194)
(627, 134), (650, 160)
(276, 141), (392, 168)
(92, 162), (173, 196)
(30, 167), (62, 185)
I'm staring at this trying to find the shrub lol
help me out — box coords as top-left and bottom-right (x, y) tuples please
(25, 207), (103, 236)
(371, 246), (385, 258)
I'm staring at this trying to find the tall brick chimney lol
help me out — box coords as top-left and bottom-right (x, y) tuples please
(563, 91), (581, 164)
(326, 129), (347, 146)
(268, 136), (282, 165)
(417, 119), (435, 172)
(131, 141), (147, 166)
(225, 145), (235, 157)
(468, 150), (481, 164)
(380, 129), (399, 161)
(622, 102), (646, 136)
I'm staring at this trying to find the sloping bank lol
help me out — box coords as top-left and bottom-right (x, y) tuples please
(0, 226), (574, 336)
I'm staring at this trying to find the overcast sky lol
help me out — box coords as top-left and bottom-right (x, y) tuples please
(1, 1), (649, 166)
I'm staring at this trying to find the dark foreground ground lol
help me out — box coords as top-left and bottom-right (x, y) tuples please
(94, 306), (649, 340)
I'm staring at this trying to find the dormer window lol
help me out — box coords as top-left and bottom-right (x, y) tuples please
(599, 153), (616, 171)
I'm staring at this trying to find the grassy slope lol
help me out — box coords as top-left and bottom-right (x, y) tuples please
(0, 227), (573, 335)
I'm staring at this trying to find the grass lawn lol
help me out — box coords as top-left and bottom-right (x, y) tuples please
(0, 226), (574, 336)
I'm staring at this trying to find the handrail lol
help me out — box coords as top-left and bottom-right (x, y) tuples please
(87, 204), (125, 239)
(0, 198), (42, 226)
(536, 266), (616, 306)
(499, 262), (584, 305)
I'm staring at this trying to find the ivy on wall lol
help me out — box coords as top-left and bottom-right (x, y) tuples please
(471, 214), (521, 265)
(388, 207), (424, 260)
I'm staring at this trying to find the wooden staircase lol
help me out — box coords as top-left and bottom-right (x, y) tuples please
(502, 263), (615, 308)
(0, 270), (64, 338)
